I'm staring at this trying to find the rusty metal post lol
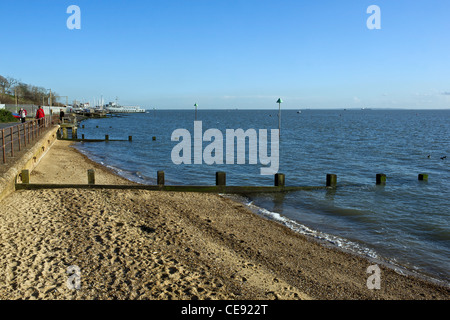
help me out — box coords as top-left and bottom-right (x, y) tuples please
(10, 127), (14, 157)
(23, 123), (27, 147)
(17, 125), (21, 151)
(2, 129), (5, 163)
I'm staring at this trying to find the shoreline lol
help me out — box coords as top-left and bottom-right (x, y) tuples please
(0, 140), (448, 299)
(224, 194), (450, 289)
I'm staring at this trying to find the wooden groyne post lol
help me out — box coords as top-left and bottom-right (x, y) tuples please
(60, 123), (78, 140)
(157, 171), (165, 185)
(376, 173), (386, 185)
(326, 174), (337, 187)
(216, 172), (226, 186)
(88, 169), (95, 185)
(62, 127), (68, 139)
(274, 173), (285, 187)
(21, 169), (30, 184)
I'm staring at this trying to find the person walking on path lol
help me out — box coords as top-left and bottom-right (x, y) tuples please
(19, 108), (27, 123)
(59, 109), (65, 123)
(36, 106), (45, 127)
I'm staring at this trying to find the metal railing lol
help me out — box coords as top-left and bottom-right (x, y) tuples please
(1, 115), (59, 164)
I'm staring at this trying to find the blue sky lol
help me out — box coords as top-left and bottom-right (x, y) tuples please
(1, 0), (449, 109)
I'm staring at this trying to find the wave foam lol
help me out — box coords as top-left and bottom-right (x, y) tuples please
(241, 198), (380, 260)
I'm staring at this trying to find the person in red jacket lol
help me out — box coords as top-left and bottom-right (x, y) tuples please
(36, 106), (45, 127)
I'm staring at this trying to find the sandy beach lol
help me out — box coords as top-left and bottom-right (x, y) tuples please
(0, 140), (448, 300)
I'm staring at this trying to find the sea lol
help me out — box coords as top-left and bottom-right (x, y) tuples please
(73, 109), (450, 286)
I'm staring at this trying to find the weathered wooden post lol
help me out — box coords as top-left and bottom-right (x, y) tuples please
(2, 129), (5, 163)
(418, 174), (428, 181)
(152, 136), (156, 141)
(72, 126), (78, 139)
(82, 134), (85, 140)
(22, 124), (26, 147)
(10, 127), (14, 157)
(157, 171), (165, 185)
(216, 172), (226, 186)
(21, 169), (30, 184)
(128, 136), (132, 142)
(88, 169), (95, 185)
(17, 126), (21, 151)
(275, 173), (285, 187)
(105, 134), (109, 141)
(62, 127), (68, 139)
(376, 173), (386, 185)
(24, 123), (28, 146)
(326, 174), (337, 187)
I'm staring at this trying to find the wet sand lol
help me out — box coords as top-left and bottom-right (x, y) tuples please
(0, 140), (448, 299)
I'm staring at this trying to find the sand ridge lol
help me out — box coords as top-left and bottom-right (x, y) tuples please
(0, 188), (309, 299)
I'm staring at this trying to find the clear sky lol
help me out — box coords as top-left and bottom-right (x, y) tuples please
(1, 0), (449, 109)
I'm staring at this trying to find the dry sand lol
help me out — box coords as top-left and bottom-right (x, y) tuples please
(0, 140), (448, 300)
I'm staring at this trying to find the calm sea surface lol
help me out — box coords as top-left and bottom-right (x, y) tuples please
(73, 109), (450, 284)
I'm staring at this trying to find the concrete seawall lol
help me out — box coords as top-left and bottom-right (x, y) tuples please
(0, 126), (59, 202)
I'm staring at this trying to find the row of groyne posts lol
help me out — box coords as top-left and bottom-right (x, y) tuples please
(16, 169), (430, 193)
(1, 115), (59, 164)
(58, 121), (156, 142)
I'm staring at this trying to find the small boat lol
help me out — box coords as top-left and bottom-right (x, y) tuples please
(297, 110), (302, 114)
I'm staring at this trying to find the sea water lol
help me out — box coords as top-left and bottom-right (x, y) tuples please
(73, 109), (450, 285)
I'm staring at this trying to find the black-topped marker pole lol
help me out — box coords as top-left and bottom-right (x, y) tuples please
(276, 98), (283, 136)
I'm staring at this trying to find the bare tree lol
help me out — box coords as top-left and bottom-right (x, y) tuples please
(0, 75), (63, 106)
(0, 75), (8, 94)
(5, 76), (18, 95)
